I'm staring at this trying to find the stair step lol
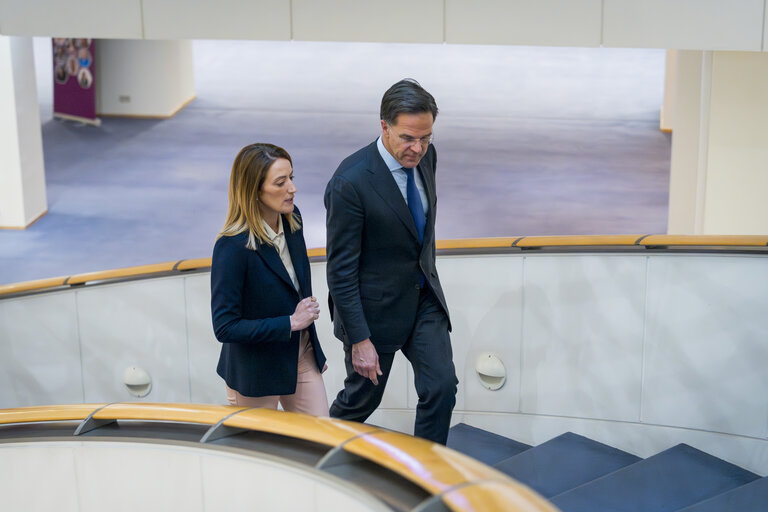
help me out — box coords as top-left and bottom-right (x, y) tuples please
(446, 423), (531, 466)
(493, 432), (642, 498)
(677, 476), (768, 512)
(550, 443), (760, 512)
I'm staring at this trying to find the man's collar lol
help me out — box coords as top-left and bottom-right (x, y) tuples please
(377, 136), (403, 171)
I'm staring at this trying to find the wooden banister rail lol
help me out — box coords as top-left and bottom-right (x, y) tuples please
(0, 403), (557, 512)
(2, 235), (767, 298)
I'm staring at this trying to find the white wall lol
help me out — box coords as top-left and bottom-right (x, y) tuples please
(1, 251), (768, 473)
(1, 0), (768, 51)
(95, 39), (195, 117)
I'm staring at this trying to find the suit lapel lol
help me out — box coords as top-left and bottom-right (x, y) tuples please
(254, 228), (297, 293)
(366, 143), (420, 242)
(284, 217), (309, 296)
(417, 157), (436, 226)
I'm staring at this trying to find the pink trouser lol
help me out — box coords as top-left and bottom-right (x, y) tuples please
(226, 332), (328, 417)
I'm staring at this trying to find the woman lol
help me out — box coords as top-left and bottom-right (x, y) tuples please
(211, 143), (327, 415)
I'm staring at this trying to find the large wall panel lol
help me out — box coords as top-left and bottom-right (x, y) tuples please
(0, 0), (142, 38)
(439, 255), (524, 414)
(445, 0), (601, 47)
(0, 292), (83, 407)
(291, 0), (444, 43)
(142, 0), (290, 40)
(603, 0), (765, 51)
(520, 255), (646, 421)
(184, 273), (222, 404)
(642, 255), (768, 438)
(77, 278), (190, 402)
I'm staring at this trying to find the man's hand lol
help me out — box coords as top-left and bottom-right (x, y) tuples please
(352, 338), (383, 385)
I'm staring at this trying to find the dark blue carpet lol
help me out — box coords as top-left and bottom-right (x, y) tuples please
(550, 443), (760, 512)
(494, 432), (642, 498)
(677, 476), (768, 512)
(446, 423), (531, 466)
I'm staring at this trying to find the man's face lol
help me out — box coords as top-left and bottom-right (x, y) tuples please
(381, 112), (434, 169)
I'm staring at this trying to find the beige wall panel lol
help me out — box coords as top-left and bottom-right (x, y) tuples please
(291, 0), (443, 43)
(603, 0), (764, 51)
(703, 51), (768, 234)
(445, 0), (601, 46)
(667, 50), (707, 234)
(142, 0), (290, 40)
(0, 0), (142, 38)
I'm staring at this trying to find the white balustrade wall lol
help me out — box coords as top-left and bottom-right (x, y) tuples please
(1, 251), (767, 473)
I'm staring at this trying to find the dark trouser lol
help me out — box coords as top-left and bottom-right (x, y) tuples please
(329, 287), (458, 445)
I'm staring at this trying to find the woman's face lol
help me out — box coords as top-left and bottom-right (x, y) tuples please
(258, 158), (296, 222)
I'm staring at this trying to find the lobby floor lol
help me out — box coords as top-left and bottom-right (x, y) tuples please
(0, 40), (669, 285)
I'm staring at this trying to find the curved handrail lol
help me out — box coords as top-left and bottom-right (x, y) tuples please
(0, 403), (557, 512)
(2, 234), (767, 298)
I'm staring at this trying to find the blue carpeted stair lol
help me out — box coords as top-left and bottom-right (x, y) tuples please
(676, 476), (768, 512)
(550, 443), (759, 512)
(494, 431), (642, 498)
(446, 423), (531, 466)
(447, 425), (768, 511)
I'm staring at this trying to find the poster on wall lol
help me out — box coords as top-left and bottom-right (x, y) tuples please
(52, 38), (100, 126)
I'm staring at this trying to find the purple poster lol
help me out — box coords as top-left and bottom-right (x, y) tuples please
(53, 38), (98, 124)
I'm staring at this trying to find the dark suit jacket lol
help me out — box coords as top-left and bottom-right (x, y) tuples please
(325, 140), (451, 353)
(210, 208), (326, 397)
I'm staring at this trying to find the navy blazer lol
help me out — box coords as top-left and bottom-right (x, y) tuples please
(210, 208), (325, 397)
(325, 141), (451, 353)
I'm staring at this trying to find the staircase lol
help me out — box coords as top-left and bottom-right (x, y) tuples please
(447, 423), (766, 512)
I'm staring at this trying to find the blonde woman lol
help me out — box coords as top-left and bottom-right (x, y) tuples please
(211, 143), (327, 415)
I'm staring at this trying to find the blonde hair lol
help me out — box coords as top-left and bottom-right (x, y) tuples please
(218, 143), (300, 250)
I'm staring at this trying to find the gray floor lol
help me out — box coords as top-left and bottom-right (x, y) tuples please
(0, 40), (669, 286)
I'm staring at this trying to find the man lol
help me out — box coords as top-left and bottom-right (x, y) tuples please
(325, 79), (457, 444)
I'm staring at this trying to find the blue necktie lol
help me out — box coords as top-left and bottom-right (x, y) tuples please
(403, 167), (425, 244)
(404, 167), (427, 289)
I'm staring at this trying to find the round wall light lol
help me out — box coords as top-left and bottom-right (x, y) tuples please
(475, 352), (506, 391)
(123, 366), (152, 398)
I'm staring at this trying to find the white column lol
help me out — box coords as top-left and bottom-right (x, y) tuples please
(0, 36), (47, 229)
(667, 50), (768, 235)
(702, 51), (768, 234)
(95, 40), (195, 117)
(659, 50), (677, 132)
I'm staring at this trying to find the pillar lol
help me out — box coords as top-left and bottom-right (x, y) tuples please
(0, 36), (47, 229)
(668, 50), (768, 235)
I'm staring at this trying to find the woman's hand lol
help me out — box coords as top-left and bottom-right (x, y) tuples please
(290, 296), (320, 331)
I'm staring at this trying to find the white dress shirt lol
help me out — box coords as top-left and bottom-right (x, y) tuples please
(262, 218), (300, 293)
(376, 136), (429, 215)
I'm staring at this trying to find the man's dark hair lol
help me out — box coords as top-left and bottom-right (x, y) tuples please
(380, 78), (438, 125)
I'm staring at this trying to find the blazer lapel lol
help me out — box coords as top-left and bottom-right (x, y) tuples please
(254, 234), (297, 293)
(366, 143), (420, 242)
(284, 219), (310, 297)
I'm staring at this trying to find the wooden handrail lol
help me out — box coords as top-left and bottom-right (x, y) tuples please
(222, 407), (382, 447)
(0, 403), (107, 424)
(343, 430), (512, 494)
(442, 480), (559, 512)
(0, 403), (556, 511)
(91, 402), (245, 424)
(2, 235), (767, 298)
